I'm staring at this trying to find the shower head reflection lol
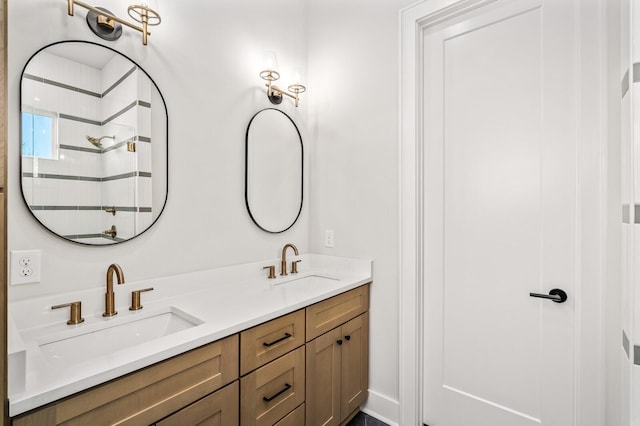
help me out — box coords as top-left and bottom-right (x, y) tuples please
(86, 135), (115, 148)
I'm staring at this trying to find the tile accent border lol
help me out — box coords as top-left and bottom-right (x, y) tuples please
(22, 172), (101, 182)
(620, 204), (640, 223)
(59, 100), (150, 127)
(24, 65), (136, 99)
(64, 233), (126, 243)
(23, 171), (152, 182)
(23, 73), (101, 98)
(29, 205), (151, 212)
(59, 144), (101, 154)
(622, 68), (629, 98)
(59, 113), (101, 126)
(61, 138), (151, 154)
(634, 63), (640, 83)
(623, 63), (640, 98)
(102, 66), (136, 98)
(623, 330), (630, 359)
(25, 66), (150, 127)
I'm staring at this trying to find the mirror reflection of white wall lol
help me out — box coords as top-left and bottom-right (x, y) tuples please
(246, 109), (303, 233)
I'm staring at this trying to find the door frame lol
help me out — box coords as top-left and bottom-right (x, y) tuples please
(398, 0), (607, 424)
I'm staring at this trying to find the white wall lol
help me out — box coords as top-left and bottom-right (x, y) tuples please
(9, 1), (435, 423)
(8, 0), (309, 299)
(306, 0), (413, 422)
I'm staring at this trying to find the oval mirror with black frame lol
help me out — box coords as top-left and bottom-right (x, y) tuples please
(245, 108), (303, 233)
(20, 41), (168, 245)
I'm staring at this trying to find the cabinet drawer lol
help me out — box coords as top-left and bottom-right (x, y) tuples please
(241, 310), (305, 375)
(306, 284), (369, 341)
(13, 335), (239, 426)
(240, 346), (305, 426)
(156, 381), (239, 426)
(274, 403), (305, 426)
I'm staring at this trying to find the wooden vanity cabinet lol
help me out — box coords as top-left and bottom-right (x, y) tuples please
(12, 335), (239, 426)
(305, 286), (369, 426)
(11, 284), (370, 426)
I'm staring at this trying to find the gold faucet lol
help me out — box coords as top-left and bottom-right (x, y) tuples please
(103, 225), (117, 238)
(103, 263), (125, 317)
(280, 243), (299, 276)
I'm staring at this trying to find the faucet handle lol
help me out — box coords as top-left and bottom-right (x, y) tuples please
(291, 259), (302, 274)
(52, 301), (84, 325)
(263, 265), (276, 279)
(129, 287), (154, 311)
(103, 225), (117, 238)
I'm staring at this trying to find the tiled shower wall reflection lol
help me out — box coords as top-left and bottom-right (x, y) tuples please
(21, 49), (152, 243)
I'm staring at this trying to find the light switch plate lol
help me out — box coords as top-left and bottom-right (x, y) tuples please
(324, 230), (335, 248)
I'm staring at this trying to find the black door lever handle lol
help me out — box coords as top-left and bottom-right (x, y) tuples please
(529, 288), (567, 303)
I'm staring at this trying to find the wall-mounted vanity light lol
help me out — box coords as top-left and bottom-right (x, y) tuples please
(260, 52), (306, 107)
(67, 0), (161, 45)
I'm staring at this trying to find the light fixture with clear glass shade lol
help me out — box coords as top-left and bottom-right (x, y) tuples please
(260, 52), (306, 107)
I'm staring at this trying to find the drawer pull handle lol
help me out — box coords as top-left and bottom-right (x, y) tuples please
(337, 339), (343, 345)
(345, 335), (351, 341)
(263, 383), (292, 402)
(263, 332), (292, 347)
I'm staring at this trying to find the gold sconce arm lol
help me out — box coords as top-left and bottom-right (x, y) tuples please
(265, 82), (306, 107)
(67, 0), (161, 46)
(260, 56), (305, 107)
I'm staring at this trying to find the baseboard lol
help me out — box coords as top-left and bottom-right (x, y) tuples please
(361, 389), (400, 426)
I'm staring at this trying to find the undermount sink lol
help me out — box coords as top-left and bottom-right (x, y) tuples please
(37, 307), (202, 366)
(275, 274), (339, 286)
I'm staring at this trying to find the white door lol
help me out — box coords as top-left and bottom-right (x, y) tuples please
(422, 1), (576, 425)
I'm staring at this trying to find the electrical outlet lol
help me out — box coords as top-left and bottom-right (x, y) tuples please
(325, 230), (335, 248)
(10, 250), (41, 285)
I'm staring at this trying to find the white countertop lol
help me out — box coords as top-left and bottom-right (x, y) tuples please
(8, 254), (372, 417)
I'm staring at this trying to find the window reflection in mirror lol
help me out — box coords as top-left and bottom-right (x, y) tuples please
(21, 110), (58, 159)
(20, 41), (168, 245)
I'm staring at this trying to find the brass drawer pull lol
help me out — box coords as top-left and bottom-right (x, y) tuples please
(263, 383), (291, 403)
(263, 332), (292, 347)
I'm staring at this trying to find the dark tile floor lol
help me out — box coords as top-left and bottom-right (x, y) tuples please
(346, 411), (390, 426)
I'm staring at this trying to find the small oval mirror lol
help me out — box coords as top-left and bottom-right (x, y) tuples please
(245, 109), (303, 233)
(20, 41), (168, 245)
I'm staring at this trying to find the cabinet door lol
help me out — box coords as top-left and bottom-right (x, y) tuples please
(305, 327), (342, 426)
(156, 381), (239, 426)
(340, 313), (369, 422)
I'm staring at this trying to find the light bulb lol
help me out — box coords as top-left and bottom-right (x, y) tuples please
(263, 51), (279, 73)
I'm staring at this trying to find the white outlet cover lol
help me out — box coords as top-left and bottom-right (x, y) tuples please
(10, 250), (41, 285)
